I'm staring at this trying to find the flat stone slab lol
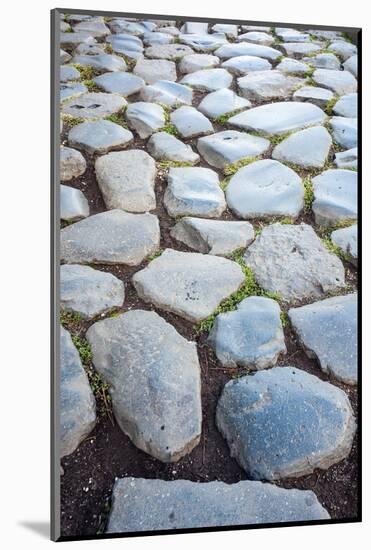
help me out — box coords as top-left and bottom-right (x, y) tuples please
(179, 33), (227, 52)
(60, 146), (86, 181)
(93, 72), (145, 96)
(197, 89), (250, 119)
(289, 294), (357, 385)
(335, 148), (358, 169)
(95, 150), (156, 212)
(333, 93), (357, 118)
(164, 166), (226, 218)
(60, 326), (96, 457)
(60, 65), (81, 82)
(215, 42), (282, 61)
(74, 43), (106, 56)
(140, 80), (193, 107)
(226, 159), (304, 219)
(272, 126), (332, 169)
(147, 132), (200, 164)
(170, 217), (254, 256)
(179, 53), (220, 73)
(237, 31), (274, 46)
(237, 70), (304, 101)
(72, 54), (127, 73)
(68, 120), (133, 154)
(331, 224), (358, 265)
(312, 169), (357, 226)
(221, 55), (272, 76)
(60, 82), (87, 102)
(62, 92), (127, 120)
(108, 34), (144, 59)
(293, 85), (334, 108)
(180, 68), (232, 91)
(229, 101), (326, 135)
(216, 366), (355, 480)
(60, 184), (89, 221)
(208, 296), (286, 369)
(244, 223), (345, 302)
(133, 58), (177, 84)
(197, 131), (270, 169)
(276, 57), (309, 75)
(132, 249), (245, 322)
(170, 106), (213, 139)
(145, 43), (193, 60)
(73, 19), (110, 37)
(60, 32), (97, 48)
(106, 477), (329, 533)
(143, 31), (173, 46)
(330, 117), (357, 149)
(60, 264), (125, 319)
(212, 24), (238, 38)
(181, 22), (209, 34)
(343, 55), (357, 78)
(329, 40), (357, 61)
(86, 310), (201, 462)
(276, 29), (310, 42)
(282, 42), (321, 57)
(303, 53), (340, 70)
(125, 102), (165, 139)
(61, 209), (160, 266)
(312, 69), (357, 95)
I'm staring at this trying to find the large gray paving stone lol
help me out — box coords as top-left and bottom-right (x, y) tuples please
(208, 296), (286, 369)
(73, 19), (111, 37)
(244, 223), (345, 302)
(303, 53), (341, 70)
(212, 24), (238, 38)
(61, 92), (127, 120)
(60, 82), (88, 102)
(197, 131), (270, 169)
(132, 249), (245, 322)
(292, 85), (334, 108)
(170, 106), (213, 139)
(106, 477), (329, 533)
(61, 209), (160, 266)
(143, 31), (173, 46)
(216, 366), (356, 480)
(60, 184), (89, 221)
(215, 42), (282, 61)
(68, 120), (133, 154)
(329, 117), (357, 149)
(329, 40), (357, 61)
(107, 34), (144, 59)
(237, 31), (274, 46)
(86, 310), (201, 462)
(179, 33), (228, 52)
(60, 146), (86, 181)
(272, 126), (332, 169)
(331, 224), (358, 265)
(281, 42), (322, 57)
(93, 71), (145, 96)
(71, 54), (127, 73)
(181, 22), (209, 34)
(333, 93), (357, 118)
(108, 19), (155, 35)
(197, 89), (250, 119)
(312, 69), (357, 95)
(289, 294), (357, 385)
(60, 65), (81, 83)
(312, 169), (357, 226)
(221, 55), (272, 76)
(60, 264), (125, 319)
(95, 150), (156, 212)
(276, 29), (310, 42)
(125, 102), (165, 139)
(145, 43), (194, 60)
(237, 70), (304, 101)
(180, 68), (233, 91)
(179, 53), (220, 74)
(74, 43), (106, 56)
(334, 148), (358, 169)
(276, 57), (310, 75)
(140, 80), (193, 107)
(148, 132), (199, 164)
(60, 32), (97, 48)
(133, 58), (177, 84)
(343, 55), (357, 78)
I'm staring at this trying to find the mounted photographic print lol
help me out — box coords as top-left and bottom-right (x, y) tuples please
(51, 8), (361, 542)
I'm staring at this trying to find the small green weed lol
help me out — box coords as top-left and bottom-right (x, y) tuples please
(147, 250), (163, 261)
(83, 80), (101, 93)
(105, 108), (128, 128)
(280, 311), (289, 327)
(303, 178), (314, 212)
(223, 157), (258, 176)
(324, 95), (339, 115)
(70, 63), (100, 80)
(60, 310), (82, 327)
(157, 160), (193, 169)
(71, 335), (93, 364)
(161, 123), (178, 136)
(61, 113), (84, 127)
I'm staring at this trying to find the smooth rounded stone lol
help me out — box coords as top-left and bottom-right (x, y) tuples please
(272, 126), (332, 169)
(125, 102), (165, 139)
(329, 117), (357, 149)
(140, 80), (193, 107)
(215, 42), (282, 61)
(68, 120), (133, 154)
(60, 32), (96, 48)
(237, 70), (304, 101)
(197, 131), (270, 169)
(133, 58), (177, 84)
(160, 26), (181, 36)
(312, 69), (357, 95)
(147, 132), (199, 164)
(170, 106), (213, 139)
(208, 297), (286, 369)
(60, 326), (96, 458)
(333, 93), (357, 118)
(343, 55), (357, 78)
(229, 101), (326, 135)
(61, 92), (127, 120)
(221, 55), (272, 76)
(93, 72), (145, 96)
(106, 477), (329, 533)
(86, 310), (201, 462)
(170, 217), (254, 256)
(60, 49), (71, 63)
(290, 293), (357, 384)
(276, 57), (309, 75)
(179, 53), (220, 74)
(145, 43), (193, 60)
(60, 82), (87, 102)
(292, 85), (334, 108)
(281, 42), (322, 58)
(335, 147), (358, 169)
(307, 29), (343, 41)
(60, 209), (160, 266)
(237, 31), (274, 46)
(60, 264), (125, 319)
(143, 31), (173, 46)
(180, 68), (232, 92)
(329, 40), (357, 61)
(303, 53), (341, 70)
(74, 43), (106, 56)
(108, 19), (155, 36)
(164, 166), (225, 218)
(332, 224), (358, 265)
(216, 366), (355, 480)
(197, 89), (251, 119)
(226, 159), (303, 219)
(71, 54), (127, 73)
(244, 223), (345, 302)
(60, 185), (89, 221)
(312, 169), (357, 226)
(276, 29), (310, 42)
(95, 150), (156, 212)
(60, 65), (81, 83)
(107, 34), (144, 59)
(179, 33), (228, 52)
(241, 25), (271, 32)
(132, 249), (245, 322)
(73, 19), (110, 37)
(212, 24), (238, 39)
(60, 146), (86, 181)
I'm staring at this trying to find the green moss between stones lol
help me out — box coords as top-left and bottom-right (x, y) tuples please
(223, 157), (259, 176)
(70, 63), (100, 80)
(303, 177), (314, 213)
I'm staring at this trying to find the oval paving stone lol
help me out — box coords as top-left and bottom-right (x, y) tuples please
(170, 106), (213, 138)
(221, 55), (272, 76)
(93, 71), (145, 96)
(312, 69), (357, 95)
(180, 68), (233, 92)
(215, 42), (282, 61)
(133, 58), (177, 84)
(147, 132), (200, 164)
(237, 70), (305, 101)
(125, 102), (166, 139)
(62, 92), (127, 120)
(197, 89), (251, 119)
(68, 119), (134, 154)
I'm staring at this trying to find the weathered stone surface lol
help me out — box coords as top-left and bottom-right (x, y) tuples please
(289, 294), (357, 384)
(197, 131), (269, 169)
(61, 92), (126, 120)
(197, 89), (250, 119)
(147, 132), (200, 164)
(60, 146), (86, 181)
(133, 58), (177, 84)
(343, 55), (357, 78)
(282, 42), (321, 57)
(170, 106), (213, 138)
(229, 101), (326, 135)
(330, 117), (357, 149)
(145, 43), (193, 60)
(181, 22), (208, 34)
(125, 102), (165, 139)
(60, 82), (87, 102)
(60, 65), (81, 83)
(73, 19), (110, 37)
(107, 34), (144, 59)
(86, 310), (202, 462)
(68, 120), (133, 154)
(180, 68), (232, 91)
(272, 126), (332, 169)
(108, 19), (154, 36)
(215, 42), (282, 61)
(61, 209), (160, 266)
(60, 264), (125, 319)
(312, 69), (357, 95)
(333, 93), (357, 118)
(143, 31), (173, 46)
(216, 367), (355, 480)
(71, 54), (127, 73)
(226, 159), (304, 219)
(212, 24), (238, 38)
(329, 40), (357, 61)
(60, 32), (96, 48)
(312, 169), (357, 226)
(237, 70), (304, 101)
(208, 297), (286, 369)
(276, 57), (309, 75)
(74, 43), (106, 56)
(331, 224), (357, 265)
(106, 477), (329, 533)
(93, 72), (145, 96)
(60, 326), (96, 457)
(244, 223), (345, 302)
(335, 147), (358, 169)
(221, 55), (272, 76)
(95, 150), (156, 212)
(237, 31), (274, 46)
(179, 33), (227, 52)
(179, 53), (220, 73)
(60, 49), (71, 63)
(276, 29), (310, 42)
(60, 184), (89, 221)
(164, 167), (225, 218)
(303, 53), (341, 70)
(292, 85), (334, 108)
(133, 249), (245, 322)
(170, 217), (254, 256)
(140, 80), (193, 107)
